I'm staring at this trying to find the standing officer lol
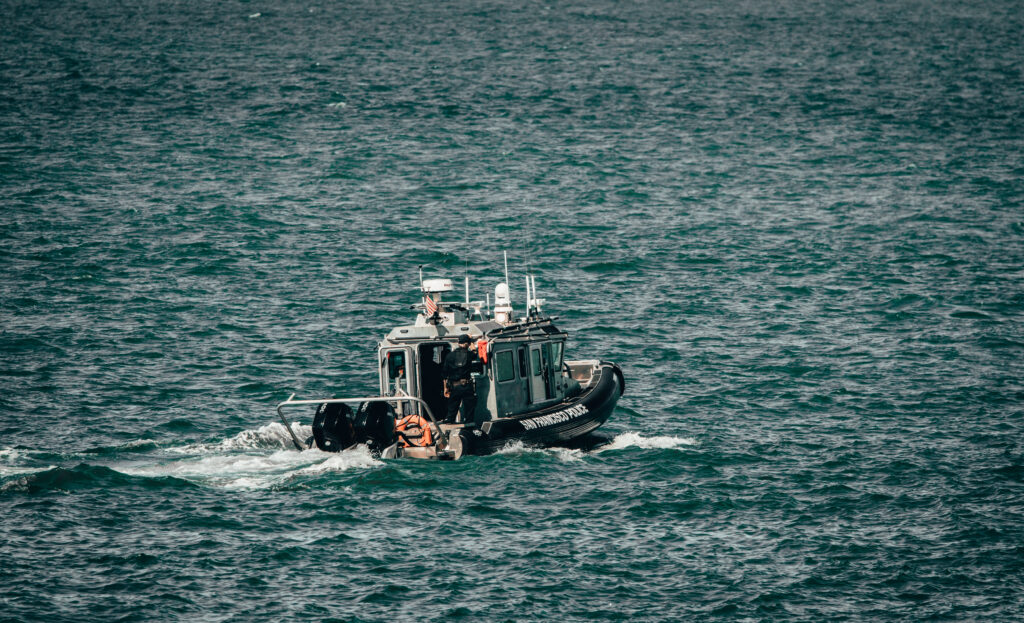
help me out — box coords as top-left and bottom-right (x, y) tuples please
(443, 334), (480, 424)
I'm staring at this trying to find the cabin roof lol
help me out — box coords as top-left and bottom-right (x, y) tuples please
(384, 321), (502, 343)
(482, 317), (568, 343)
(383, 317), (567, 345)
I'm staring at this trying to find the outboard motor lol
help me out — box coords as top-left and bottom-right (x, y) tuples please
(310, 401), (398, 455)
(353, 401), (398, 453)
(311, 402), (356, 452)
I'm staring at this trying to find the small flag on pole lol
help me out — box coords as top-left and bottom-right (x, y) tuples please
(423, 295), (438, 315)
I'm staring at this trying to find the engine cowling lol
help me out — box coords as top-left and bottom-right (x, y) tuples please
(353, 401), (398, 452)
(311, 402), (356, 452)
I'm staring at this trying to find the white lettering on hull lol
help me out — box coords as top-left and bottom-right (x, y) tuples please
(519, 404), (590, 431)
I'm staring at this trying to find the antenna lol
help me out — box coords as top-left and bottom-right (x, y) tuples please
(465, 275), (470, 306)
(503, 251), (510, 287)
(418, 265), (424, 290)
(525, 274), (531, 316)
(532, 274), (540, 315)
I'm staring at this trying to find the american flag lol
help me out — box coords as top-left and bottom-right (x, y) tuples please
(423, 295), (438, 315)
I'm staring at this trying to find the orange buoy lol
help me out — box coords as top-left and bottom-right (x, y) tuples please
(394, 414), (433, 448)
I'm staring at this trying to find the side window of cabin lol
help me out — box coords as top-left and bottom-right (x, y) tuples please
(518, 346), (528, 378)
(387, 351), (406, 379)
(496, 350), (516, 382)
(551, 342), (563, 371)
(531, 349), (542, 376)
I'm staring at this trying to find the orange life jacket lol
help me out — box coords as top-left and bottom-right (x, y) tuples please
(394, 414), (433, 448)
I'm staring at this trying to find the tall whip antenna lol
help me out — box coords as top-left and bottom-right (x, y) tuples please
(525, 273), (532, 316)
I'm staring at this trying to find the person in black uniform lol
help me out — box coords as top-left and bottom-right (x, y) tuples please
(443, 334), (480, 424)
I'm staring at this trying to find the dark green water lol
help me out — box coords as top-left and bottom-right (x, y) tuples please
(2, 0), (1023, 620)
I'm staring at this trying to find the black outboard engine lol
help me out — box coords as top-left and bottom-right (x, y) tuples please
(311, 401), (397, 454)
(352, 401), (398, 454)
(311, 402), (356, 452)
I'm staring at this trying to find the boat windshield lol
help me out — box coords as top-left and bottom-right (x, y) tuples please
(551, 342), (563, 371)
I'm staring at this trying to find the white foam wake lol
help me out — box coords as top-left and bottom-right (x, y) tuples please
(117, 445), (379, 490)
(116, 422), (379, 489)
(494, 440), (584, 462)
(597, 432), (700, 452)
(167, 422), (314, 454)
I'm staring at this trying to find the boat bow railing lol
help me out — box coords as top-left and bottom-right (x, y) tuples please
(276, 394), (445, 451)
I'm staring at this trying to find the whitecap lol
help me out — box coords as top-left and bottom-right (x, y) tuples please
(494, 440), (526, 455)
(549, 447), (584, 463)
(0, 448), (25, 462)
(0, 448), (56, 478)
(493, 440), (583, 462)
(0, 464), (57, 478)
(596, 432), (700, 452)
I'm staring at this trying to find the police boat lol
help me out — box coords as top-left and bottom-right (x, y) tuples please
(275, 273), (624, 460)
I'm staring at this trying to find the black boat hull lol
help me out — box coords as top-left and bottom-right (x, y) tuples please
(462, 361), (624, 455)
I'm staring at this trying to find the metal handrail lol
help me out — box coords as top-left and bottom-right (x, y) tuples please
(276, 393), (445, 451)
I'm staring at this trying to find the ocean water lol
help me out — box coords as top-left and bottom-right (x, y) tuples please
(2, 0), (1023, 620)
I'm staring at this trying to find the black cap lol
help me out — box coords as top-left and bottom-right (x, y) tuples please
(458, 334), (473, 344)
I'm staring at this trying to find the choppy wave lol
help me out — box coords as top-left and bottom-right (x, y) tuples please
(0, 463), (58, 479)
(0, 447), (56, 479)
(3, 0), (1024, 619)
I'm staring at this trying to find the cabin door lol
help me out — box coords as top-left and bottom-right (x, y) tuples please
(418, 342), (450, 424)
(528, 344), (548, 403)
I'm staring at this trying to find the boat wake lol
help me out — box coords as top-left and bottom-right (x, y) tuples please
(494, 440), (585, 462)
(2, 429), (700, 493)
(117, 445), (381, 490)
(118, 422), (381, 490)
(1, 421), (383, 493)
(491, 431), (700, 462)
(169, 422), (314, 454)
(596, 432), (700, 452)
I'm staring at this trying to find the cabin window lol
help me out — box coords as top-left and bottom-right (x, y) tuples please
(387, 351), (406, 379)
(551, 342), (563, 371)
(531, 349), (542, 376)
(496, 350), (516, 382)
(518, 346), (528, 378)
